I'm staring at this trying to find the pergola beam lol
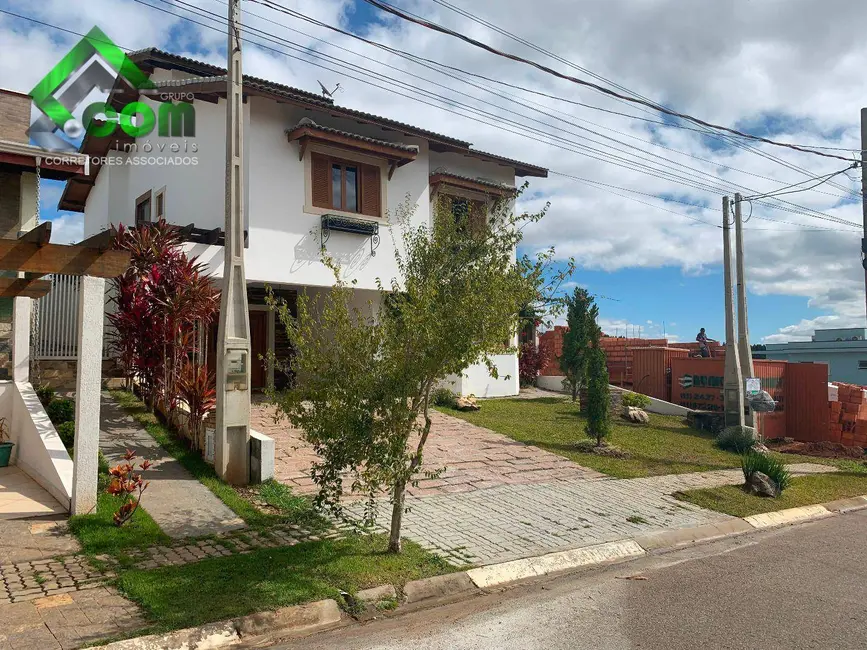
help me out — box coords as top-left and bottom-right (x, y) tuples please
(18, 222), (52, 247)
(0, 240), (130, 278)
(0, 278), (52, 299)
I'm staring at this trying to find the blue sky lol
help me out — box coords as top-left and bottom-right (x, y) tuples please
(6, 0), (866, 345)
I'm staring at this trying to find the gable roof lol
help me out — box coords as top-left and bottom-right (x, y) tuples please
(59, 48), (546, 212)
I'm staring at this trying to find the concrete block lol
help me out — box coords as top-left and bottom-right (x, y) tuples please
(235, 598), (341, 637)
(744, 504), (832, 529)
(467, 540), (645, 589)
(822, 495), (867, 513)
(356, 584), (397, 604)
(635, 519), (753, 551)
(403, 572), (478, 603)
(101, 621), (239, 649)
(249, 429), (274, 483)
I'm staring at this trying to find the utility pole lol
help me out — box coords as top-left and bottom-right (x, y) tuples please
(215, 0), (251, 485)
(861, 108), (867, 323)
(722, 197), (745, 428)
(734, 193), (755, 427)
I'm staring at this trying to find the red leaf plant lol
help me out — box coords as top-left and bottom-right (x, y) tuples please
(108, 219), (219, 450)
(107, 449), (152, 527)
(177, 361), (217, 452)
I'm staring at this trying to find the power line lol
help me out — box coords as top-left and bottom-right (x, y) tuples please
(2, 5), (857, 235)
(741, 166), (858, 201)
(360, 0), (854, 163)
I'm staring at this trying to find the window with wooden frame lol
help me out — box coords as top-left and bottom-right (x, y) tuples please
(154, 188), (166, 221)
(134, 191), (152, 226)
(311, 152), (381, 218)
(447, 195), (487, 235)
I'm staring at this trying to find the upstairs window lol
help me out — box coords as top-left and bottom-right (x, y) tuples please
(448, 196), (487, 235)
(312, 152), (381, 218)
(135, 191), (152, 226)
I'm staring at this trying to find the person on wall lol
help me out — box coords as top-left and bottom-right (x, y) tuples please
(696, 328), (711, 358)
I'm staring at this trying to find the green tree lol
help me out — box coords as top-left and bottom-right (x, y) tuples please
(268, 192), (566, 552)
(585, 347), (610, 446)
(559, 288), (600, 402)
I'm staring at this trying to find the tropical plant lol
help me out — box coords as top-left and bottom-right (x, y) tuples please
(268, 191), (568, 552)
(621, 391), (652, 409)
(584, 347), (610, 446)
(716, 425), (757, 453)
(109, 219), (218, 449)
(0, 417), (9, 443)
(560, 288), (600, 402)
(107, 449), (152, 527)
(742, 450), (791, 494)
(177, 361), (217, 451)
(431, 387), (458, 408)
(518, 342), (548, 387)
(46, 398), (75, 426)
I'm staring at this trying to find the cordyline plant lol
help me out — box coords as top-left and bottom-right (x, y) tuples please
(107, 449), (151, 527)
(177, 361), (217, 452)
(267, 191), (571, 553)
(109, 220), (219, 450)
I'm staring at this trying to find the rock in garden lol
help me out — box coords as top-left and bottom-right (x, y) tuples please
(455, 397), (480, 411)
(622, 406), (649, 424)
(745, 470), (778, 498)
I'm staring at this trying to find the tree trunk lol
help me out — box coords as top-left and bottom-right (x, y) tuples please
(388, 479), (406, 553)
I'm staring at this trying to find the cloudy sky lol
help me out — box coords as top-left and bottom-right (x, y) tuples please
(2, 0), (865, 344)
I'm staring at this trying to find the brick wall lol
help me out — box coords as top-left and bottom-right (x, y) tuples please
(0, 90), (31, 143)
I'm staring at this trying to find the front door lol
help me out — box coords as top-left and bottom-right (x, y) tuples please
(249, 310), (268, 390)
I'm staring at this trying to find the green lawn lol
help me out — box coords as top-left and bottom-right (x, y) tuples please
(118, 534), (456, 633)
(109, 390), (324, 531)
(445, 397), (743, 478)
(68, 454), (170, 562)
(675, 470), (867, 518)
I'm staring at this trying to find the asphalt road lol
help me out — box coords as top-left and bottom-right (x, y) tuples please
(266, 510), (867, 650)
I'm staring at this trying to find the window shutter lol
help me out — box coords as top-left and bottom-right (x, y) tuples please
(311, 153), (330, 208)
(360, 164), (381, 217)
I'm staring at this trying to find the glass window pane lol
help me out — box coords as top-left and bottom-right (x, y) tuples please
(345, 166), (358, 212)
(331, 164), (342, 208)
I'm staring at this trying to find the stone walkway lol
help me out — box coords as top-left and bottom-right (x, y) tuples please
(251, 403), (604, 498)
(100, 393), (245, 538)
(347, 463), (835, 565)
(0, 467), (67, 522)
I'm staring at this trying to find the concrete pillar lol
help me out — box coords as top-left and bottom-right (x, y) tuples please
(722, 198), (745, 429)
(11, 297), (30, 383)
(71, 276), (105, 515)
(734, 194), (755, 427)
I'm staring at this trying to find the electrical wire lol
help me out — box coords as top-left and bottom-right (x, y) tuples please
(360, 0), (854, 162)
(2, 5), (858, 235)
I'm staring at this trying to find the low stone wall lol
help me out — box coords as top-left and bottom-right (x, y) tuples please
(36, 359), (121, 390)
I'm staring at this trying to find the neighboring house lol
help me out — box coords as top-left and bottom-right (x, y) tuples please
(764, 327), (867, 385)
(0, 88), (87, 379)
(58, 49), (547, 397)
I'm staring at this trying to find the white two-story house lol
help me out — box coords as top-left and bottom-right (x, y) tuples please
(59, 48), (547, 397)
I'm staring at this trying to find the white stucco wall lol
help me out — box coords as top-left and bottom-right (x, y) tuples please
(5, 381), (72, 509)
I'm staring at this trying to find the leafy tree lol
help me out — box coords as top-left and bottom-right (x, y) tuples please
(584, 347), (610, 446)
(268, 192), (566, 552)
(559, 288), (600, 402)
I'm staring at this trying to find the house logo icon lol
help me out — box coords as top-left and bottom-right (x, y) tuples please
(679, 374), (694, 389)
(28, 26), (156, 152)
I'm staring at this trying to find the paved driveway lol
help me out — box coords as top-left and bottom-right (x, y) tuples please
(251, 403), (604, 498)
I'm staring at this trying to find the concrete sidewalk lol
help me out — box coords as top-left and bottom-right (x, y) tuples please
(99, 394), (245, 538)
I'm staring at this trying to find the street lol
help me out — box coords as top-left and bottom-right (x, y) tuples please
(267, 511), (867, 650)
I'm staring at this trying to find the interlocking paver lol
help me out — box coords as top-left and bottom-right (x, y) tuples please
(252, 400), (605, 497)
(347, 463), (834, 565)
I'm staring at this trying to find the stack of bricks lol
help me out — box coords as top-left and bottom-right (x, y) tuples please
(830, 382), (867, 447)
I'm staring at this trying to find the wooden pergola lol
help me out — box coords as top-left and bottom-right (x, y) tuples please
(3, 222), (130, 514)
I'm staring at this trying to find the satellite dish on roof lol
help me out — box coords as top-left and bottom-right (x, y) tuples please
(317, 80), (343, 98)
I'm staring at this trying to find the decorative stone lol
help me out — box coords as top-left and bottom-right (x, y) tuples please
(455, 396), (480, 411)
(745, 471), (778, 498)
(622, 406), (650, 424)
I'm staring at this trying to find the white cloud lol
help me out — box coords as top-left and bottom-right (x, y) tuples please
(47, 214), (84, 244)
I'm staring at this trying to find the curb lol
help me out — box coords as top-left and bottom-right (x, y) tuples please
(100, 493), (867, 650)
